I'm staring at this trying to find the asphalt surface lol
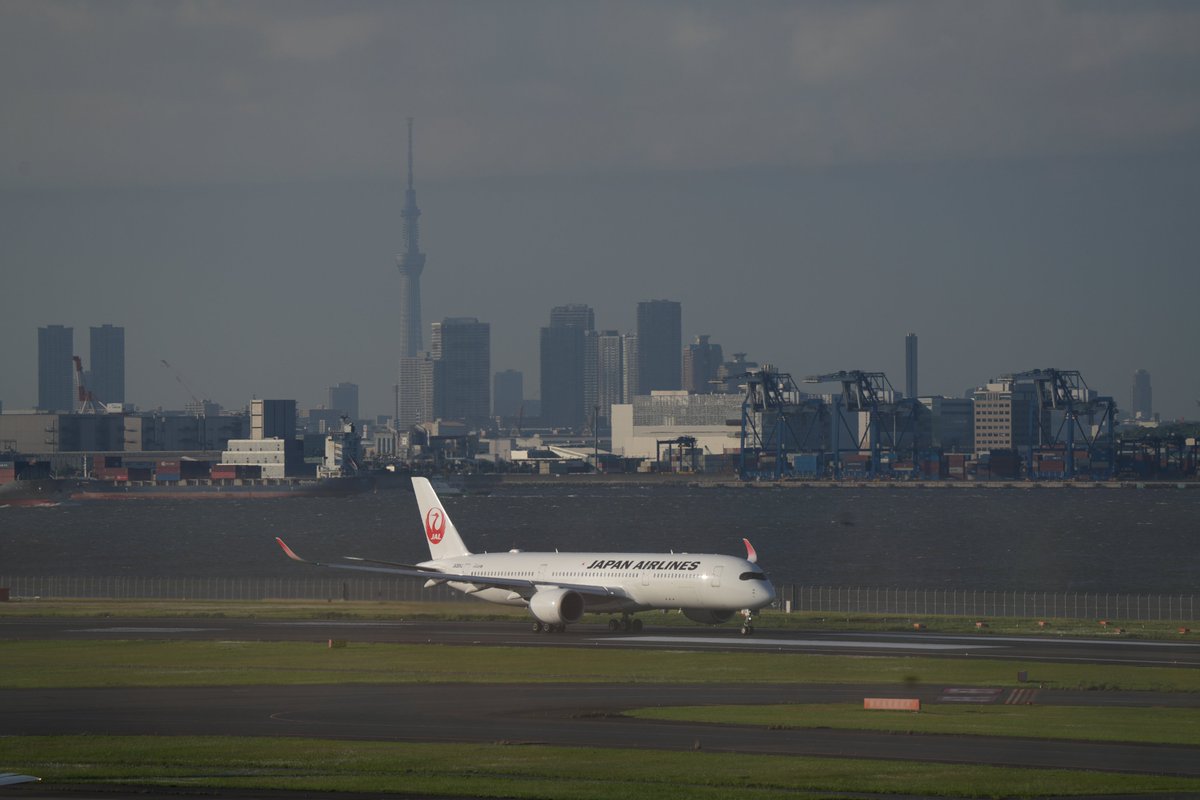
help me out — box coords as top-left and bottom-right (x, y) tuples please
(3, 617), (1200, 783)
(5, 615), (1200, 667)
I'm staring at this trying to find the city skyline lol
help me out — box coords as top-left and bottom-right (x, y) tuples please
(2, 3), (1199, 419)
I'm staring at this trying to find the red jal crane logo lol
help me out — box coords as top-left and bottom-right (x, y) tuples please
(425, 507), (446, 544)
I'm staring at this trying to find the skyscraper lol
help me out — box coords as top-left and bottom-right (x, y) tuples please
(396, 118), (426, 359)
(328, 382), (359, 422)
(90, 324), (125, 405)
(493, 370), (523, 419)
(431, 318), (490, 424)
(683, 335), (723, 394)
(539, 305), (594, 429)
(1131, 369), (1152, 420)
(596, 330), (626, 422)
(905, 332), (918, 400)
(397, 355), (437, 430)
(636, 300), (681, 394)
(38, 324), (74, 412)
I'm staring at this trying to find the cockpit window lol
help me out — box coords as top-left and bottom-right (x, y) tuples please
(739, 571), (768, 581)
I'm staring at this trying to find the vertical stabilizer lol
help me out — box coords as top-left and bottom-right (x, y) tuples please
(411, 477), (471, 559)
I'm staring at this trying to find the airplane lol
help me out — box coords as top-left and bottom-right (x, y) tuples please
(276, 476), (776, 635)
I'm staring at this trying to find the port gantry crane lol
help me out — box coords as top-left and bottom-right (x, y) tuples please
(737, 367), (822, 481)
(802, 370), (921, 478)
(1002, 368), (1117, 479)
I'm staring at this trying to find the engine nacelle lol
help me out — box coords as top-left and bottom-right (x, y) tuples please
(681, 608), (735, 625)
(528, 588), (585, 625)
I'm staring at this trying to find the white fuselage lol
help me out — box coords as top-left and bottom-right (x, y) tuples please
(421, 551), (775, 613)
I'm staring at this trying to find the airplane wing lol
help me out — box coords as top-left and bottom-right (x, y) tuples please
(276, 538), (631, 601)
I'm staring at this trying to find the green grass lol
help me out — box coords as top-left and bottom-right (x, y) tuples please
(2, 736), (1198, 799)
(2, 598), (1195, 640)
(628, 703), (1200, 746)
(2, 639), (1198, 692)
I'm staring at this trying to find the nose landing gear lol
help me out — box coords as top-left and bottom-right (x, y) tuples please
(740, 609), (756, 636)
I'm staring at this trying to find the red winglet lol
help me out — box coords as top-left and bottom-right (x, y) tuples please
(276, 537), (305, 562)
(743, 537), (758, 564)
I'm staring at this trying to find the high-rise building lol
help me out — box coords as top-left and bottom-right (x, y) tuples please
(905, 332), (918, 400)
(1131, 369), (1152, 420)
(621, 333), (639, 403)
(251, 399), (297, 440)
(397, 355), (437, 430)
(38, 324), (74, 412)
(716, 352), (758, 394)
(549, 304), (595, 330)
(396, 118), (426, 359)
(493, 370), (523, 419)
(539, 305), (595, 429)
(636, 300), (681, 394)
(89, 324), (125, 405)
(683, 335), (723, 394)
(972, 380), (1039, 455)
(431, 318), (490, 424)
(328, 382), (359, 421)
(596, 330), (626, 422)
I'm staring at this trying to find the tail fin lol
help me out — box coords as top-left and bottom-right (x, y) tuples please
(412, 477), (471, 560)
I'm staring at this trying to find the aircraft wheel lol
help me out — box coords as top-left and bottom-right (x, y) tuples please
(532, 621), (544, 633)
(740, 625), (754, 636)
(630, 619), (644, 633)
(607, 618), (621, 632)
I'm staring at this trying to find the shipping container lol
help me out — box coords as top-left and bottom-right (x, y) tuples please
(180, 460), (212, 479)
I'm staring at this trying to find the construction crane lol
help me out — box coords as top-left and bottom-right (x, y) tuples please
(160, 359), (213, 411)
(72, 355), (105, 414)
(1002, 368), (1117, 479)
(802, 370), (920, 477)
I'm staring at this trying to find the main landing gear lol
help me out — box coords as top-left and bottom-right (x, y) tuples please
(532, 621), (567, 634)
(607, 614), (643, 633)
(740, 609), (756, 636)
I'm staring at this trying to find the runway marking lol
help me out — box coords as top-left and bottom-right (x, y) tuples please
(69, 627), (225, 634)
(837, 632), (1197, 649)
(606, 636), (1000, 651)
(940, 688), (1003, 704)
(1005, 688), (1039, 705)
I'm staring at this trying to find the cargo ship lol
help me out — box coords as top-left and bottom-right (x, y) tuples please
(0, 478), (78, 507)
(68, 474), (375, 500)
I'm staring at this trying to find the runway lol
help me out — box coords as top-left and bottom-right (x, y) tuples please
(5, 615), (1200, 667)
(3, 617), (1199, 778)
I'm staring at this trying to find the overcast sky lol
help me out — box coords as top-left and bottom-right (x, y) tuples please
(2, 0), (1198, 419)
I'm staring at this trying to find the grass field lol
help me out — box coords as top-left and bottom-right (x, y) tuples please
(4, 602), (1199, 798)
(2, 736), (1199, 799)
(627, 703), (1200, 746)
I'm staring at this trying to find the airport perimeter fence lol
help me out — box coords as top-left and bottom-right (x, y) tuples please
(1, 575), (1196, 621)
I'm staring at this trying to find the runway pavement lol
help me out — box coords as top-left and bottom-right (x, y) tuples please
(3, 616), (1199, 778)
(3, 615), (1200, 666)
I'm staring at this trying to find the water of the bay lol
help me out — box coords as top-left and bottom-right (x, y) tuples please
(1, 483), (1197, 593)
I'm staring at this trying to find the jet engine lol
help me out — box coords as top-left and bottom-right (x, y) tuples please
(681, 608), (735, 625)
(528, 588), (585, 625)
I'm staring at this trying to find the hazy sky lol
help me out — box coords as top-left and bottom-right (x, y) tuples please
(2, 1), (1198, 419)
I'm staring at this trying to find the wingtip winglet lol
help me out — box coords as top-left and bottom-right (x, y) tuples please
(276, 537), (305, 562)
(742, 537), (758, 564)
